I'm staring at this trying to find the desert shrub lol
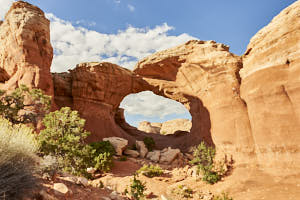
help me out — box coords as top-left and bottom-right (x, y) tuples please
(171, 185), (193, 199)
(0, 118), (39, 199)
(125, 174), (146, 200)
(0, 85), (51, 125)
(88, 141), (115, 172)
(38, 107), (114, 177)
(190, 141), (223, 184)
(119, 155), (127, 161)
(213, 192), (233, 200)
(143, 137), (155, 151)
(137, 164), (163, 178)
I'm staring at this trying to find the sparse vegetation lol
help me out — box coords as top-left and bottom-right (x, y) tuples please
(125, 174), (146, 200)
(213, 192), (233, 200)
(137, 164), (163, 178)
(143, 137), (155, 151)
(0, 118), (39, 199)
(190, 141), (227, 184)
(38, 107), (114, 177)
(171, 185), (194, 199)
(0, 85), (51, 125)
(119, 155), (127, 161)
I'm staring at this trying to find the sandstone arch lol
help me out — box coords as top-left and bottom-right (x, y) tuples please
(1, 0), (300, 175)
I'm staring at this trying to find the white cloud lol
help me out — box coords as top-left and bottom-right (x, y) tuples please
(120, 91), (190, 119)
(0, 1), (195, 120)
(0, 0), (14, 20)
(128, 4), (135, 12)
(114, 0), (121, 4)
(47, 13), (196, 72)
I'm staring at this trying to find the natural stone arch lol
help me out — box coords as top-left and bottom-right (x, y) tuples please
(115, 90), (212, 150)
(133, 40), (255, 164)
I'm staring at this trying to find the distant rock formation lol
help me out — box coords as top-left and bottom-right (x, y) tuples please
(138, 119), (192, 135)
(1, 0), (300, 175)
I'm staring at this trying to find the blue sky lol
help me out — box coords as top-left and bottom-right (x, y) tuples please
(24, 0), (297, 55)
(1, 0), (297, 127)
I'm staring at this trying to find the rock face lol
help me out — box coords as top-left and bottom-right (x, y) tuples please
(103, 137), (128, 156)
(240, 0), (300, 172)
(53, 62), (149, 141)
(138, 121), (161, 134)
(0, 1), (54, 96)
(1, 0), (300, 176)
(160, 119), (192, 135)
(137, 119), (192, 135)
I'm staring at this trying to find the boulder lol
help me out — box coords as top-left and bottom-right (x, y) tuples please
(53, 183), (69, 195)
(136, 140), (148, 158)
(103, 137), (128, 156)
(146, 150), (161, 162)
(76, 177), (89, 187)
(124, 149), (140, 158)
(159, 147), (181, 164)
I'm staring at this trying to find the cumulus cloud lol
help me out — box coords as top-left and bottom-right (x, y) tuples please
(120, 91), (190, 119)
(0, 0), (195, 120)
(0, 0), (14, 20)
(47, 13), (196, 72)
(128, 4), (135, 12)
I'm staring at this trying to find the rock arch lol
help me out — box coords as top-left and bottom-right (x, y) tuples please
(1, 0), (300, 175)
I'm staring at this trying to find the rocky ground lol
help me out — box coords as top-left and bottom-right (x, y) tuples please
(36, 157), (300, 200)
(34, 138), (300, 200)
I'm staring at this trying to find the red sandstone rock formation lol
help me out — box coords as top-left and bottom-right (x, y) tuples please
(1, 0), (300, 176)
(134, 40), (255, 164)
(240, 0), (300, 173)
(0, 1), (54, 96)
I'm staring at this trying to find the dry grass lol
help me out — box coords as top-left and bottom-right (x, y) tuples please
(0, 118), (39, 200)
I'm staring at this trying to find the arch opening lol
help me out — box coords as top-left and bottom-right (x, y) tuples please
(119, 91), (192, 136)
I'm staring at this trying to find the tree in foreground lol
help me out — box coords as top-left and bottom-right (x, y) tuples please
(38, 107), (115, 177)
(0, 85), (51, 125)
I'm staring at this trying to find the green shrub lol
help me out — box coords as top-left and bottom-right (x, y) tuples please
(172, 185), (193, 199)
(213, 192), (233, 200)
(143, 137), (155, 151)
(190, 141), (222, 184)
(0, 85), (51, 125)
(38, 107), (114, 177)
(88, 141), (115, 172)
(0, 118), (39, 199)
(125, 174), (146, 200)
(119, 155), (127, 161)
(137, 164), (163, 178)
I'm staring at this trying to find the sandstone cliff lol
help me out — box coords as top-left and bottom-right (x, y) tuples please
(137, 119), (192, 135)
(240, 0), (300, 172)
(0, 1), (53, 96)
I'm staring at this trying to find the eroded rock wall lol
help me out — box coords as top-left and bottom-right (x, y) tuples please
(240, 0), (300, 172)
(0, 1), (54, 96)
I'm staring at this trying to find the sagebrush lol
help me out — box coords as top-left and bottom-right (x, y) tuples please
(137, 164), (163, 178)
